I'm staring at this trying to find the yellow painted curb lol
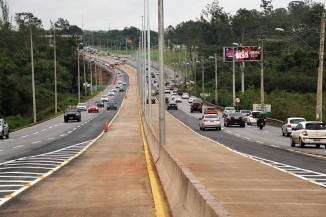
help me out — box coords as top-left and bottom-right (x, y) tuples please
(24, 184), (32, 187)
(4, 195), (14, 198)
(137, 91), (166, 217)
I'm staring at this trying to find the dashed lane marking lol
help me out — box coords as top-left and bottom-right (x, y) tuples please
(13, 145), (24, 149)
(47, 137), (55, 140)
(32, 141), (41, 144)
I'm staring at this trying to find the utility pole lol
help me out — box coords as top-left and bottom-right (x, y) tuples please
(241, 62), (245, 93)
(147, 0), (152, 127)
(89, 52), (93, 93)
(83, 53), (87, 96)
(77, 44), (80, 103)
(158, 0), (166, 146)
(194, 61), (197, 96)
(316, 9), (325, 121)
(30, 23), (36, 123)
(54, 25), (57, 115)
(202, 60), (205, 100)
(232, 47), (236, 106)
(215, 53), (218, 105)
(260, 32), (264, 113)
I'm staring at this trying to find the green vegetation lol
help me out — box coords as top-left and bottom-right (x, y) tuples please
(163, 0), (326, 121)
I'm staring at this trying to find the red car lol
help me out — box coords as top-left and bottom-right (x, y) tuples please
(88, 105), (99, 113)
(204, 107), (218, 115)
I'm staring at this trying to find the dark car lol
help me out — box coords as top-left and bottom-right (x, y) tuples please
(64, 107), (81, 122)
(167, 101), (178, 110)
(177, 89), (184, 96)
(224, 113), (245, 127)
(119, 88), (125, 92)
(165, 97), (169, 103)
(95, 100), (104, 107)
(191, 102), (202, 113)
(155, 89), (159, 95)
(0, 119), (9, 139)
(193, 98), (203, 105)
(107, 100), (118, 110)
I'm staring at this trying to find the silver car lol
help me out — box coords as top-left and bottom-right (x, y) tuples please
(290, 121), (326, 148)
(223, 107), (236, 118)
(240, 110), (251, 122)
(199, 114), (221, 131)
(0, 119), (9, 139)
(282, 117), (306, 137)
(77, 103), (87, 111)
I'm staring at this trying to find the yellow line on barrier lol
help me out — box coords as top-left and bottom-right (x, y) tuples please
(4, 195), (14, 198)
(137, 89), (166, 217)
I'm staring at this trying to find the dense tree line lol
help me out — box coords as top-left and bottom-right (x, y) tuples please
(166, 0), (326, 120)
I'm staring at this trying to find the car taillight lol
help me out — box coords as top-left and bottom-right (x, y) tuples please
(204, 120), (208, 122)
(228, 117), (231, 120)
(250, 114), (253, 117)
(287, 124), (291, 128)
(242, 117), (245, 121)
(216, 119), (220, 122)
(302, 131), (308, 136)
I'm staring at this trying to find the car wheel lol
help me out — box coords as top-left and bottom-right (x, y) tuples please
(299, 138), (305, 148)
(190, 110), (193, 113)
(200, 110), (202, 113)
(64, 119), (68, 123)
(226, 123), (229, 127)
(290, 137), (295, 147)
(224, 122), (226, 127)
(282, 130), (285, 136)
(242, 124), (245, 128)
(202, 127), (205, 131)
(247, 122), (249, 125)
(6, 133), (9, 139)
(316, 144), (320, 148)
(249, 122), (252, 125)
(0, 132), (3, 139)
(78, 118), (81, 122)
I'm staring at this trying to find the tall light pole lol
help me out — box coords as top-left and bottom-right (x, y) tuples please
(53, 25), (57, 115)
(214, 53), (218, 105)
(158, 0), (166, 146)
(77, 43), (80, 103)
(147, 0), (152, 127)
(232, 44), (238, 106)
(317, 10), (325, 121)
(260, 33), (264, 113)
(202, 59), (205, 100)
(30, 23), (36, 123)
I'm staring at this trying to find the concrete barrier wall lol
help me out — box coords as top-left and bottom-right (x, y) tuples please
(142, 116), (230, 217)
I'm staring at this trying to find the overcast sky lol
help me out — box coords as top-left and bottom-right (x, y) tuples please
(8, 0), (320, 31)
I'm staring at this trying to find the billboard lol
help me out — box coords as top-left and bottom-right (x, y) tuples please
(223, 46), (262, 62)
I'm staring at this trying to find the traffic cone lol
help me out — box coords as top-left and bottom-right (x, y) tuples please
(125, 94), (127, 99)
(104, 121), (108, 132)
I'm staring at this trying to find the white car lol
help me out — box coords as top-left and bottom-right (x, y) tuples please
(112, 88), (117, 92)
(290, 121), (326, 148)
(101, 95), (109, 102)
(173, 95), (182, 103)
(222, 107), (236, 118)
(247, 111), (262, 125)
(165, 88), (170, 94)
(117, 81), (122, 84)
(108, 91), (115, 96)
(77, 103), (87, 111)
(188, 96), (197, 103)
(122, 82), (127, 85)
(282, 117), (306, 137)
(182, 93), (189, 99)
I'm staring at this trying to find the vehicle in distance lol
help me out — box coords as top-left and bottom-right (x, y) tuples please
(204, 107), (218, 115)
(108, 91), (115, 96)
(165, 88), (170, 94)
(167, 101), (178, 110)
(282, 117), (306, 137)
(119, 88), (125, 92)
(88, 105), (99, 113)
(290, 121), (326, 148)
(0, 119), (9, 139)
(122, 82), (127, 85)
(193, 98), (203, 105)
(77, 103), (87, 111)
(101, 95), (109, 102)
(239, 109), (251, 122)
(173, 95), (182, 103)
(64, 107), (81, 122)
(224, 113), (245, 127)
(199, 114), (221, 131)
(223, 107), (236, 118)
(191, 102), (202, 113)
(188, 96), (197, 103)
(107, 100), (118, 110)
(111, 88), (117, 92)
(95, 100), (104, 107)
(182, 93), (189, 99)
(247, 111), (262, 125)
(177, 89), (184, 96)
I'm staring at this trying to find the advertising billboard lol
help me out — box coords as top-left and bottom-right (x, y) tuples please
(223, 46), (262, 62)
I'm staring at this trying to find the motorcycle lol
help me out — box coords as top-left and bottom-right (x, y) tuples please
(257, 119), (265, 130)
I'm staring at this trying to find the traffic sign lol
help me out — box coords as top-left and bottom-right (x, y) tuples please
(235, 97), (241, 103)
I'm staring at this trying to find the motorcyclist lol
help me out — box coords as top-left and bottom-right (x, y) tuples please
(257, 112), (266, 127)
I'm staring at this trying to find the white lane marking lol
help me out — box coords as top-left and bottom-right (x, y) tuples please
(41, 129), (47, 132)
(48, 126), (53, 129)
(13, 145), (24, 149)
(33, 132), (39, 135)
(234, 134), (241, 137)
(270, 145), (279, 148)
(54, 125), (58, 127)
(32, 141), (41, 144)
(47, 137), (55, 140)
(264, 130), (269, 133)
(60, 134), (66, 137)
(21, 135), (28, 138)
(73, 128), (77, 131)
(0, 150), (3, 152)
(256, 141), (264, 144)
(67, 131), (72, 134)
(244, 137), (250, 140)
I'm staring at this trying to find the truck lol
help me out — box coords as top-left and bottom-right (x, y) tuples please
(146, 90), (156, 104)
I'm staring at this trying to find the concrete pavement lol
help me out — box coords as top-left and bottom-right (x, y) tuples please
(0, 64), (166, 216)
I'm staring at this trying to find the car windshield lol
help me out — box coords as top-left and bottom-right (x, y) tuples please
(290, 119), (305, 124)
(109, 102), (116, 105)
(252, 112), (260, 118)
(193, 103), (201, 106)
(206, 108), (216, 111)
(204, 115), (218, 119)
(240, 110), (250, 114)
(78, 103), (85, 106)
(226, 107), (235, 110)
(169, 101), (176, 105)
(66, 108), (78, 112)
(306, 123), (326, 130)
(229, 113), (242, 117)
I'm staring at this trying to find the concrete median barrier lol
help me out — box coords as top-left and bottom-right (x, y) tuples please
(141, 116), (230, 217)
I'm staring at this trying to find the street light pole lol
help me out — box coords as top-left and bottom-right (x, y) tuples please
(54, 25), (57, 115)
(317, 10), (325, 121)
(147, 0), (152, 127)
(202, 60), (204, 100)
(232, 47), (236, 106)
(77, 44), (80, 103)
(260, 32), (264, 113)
(215, 53), (218, 105)
(30, 23), (36, 123)
(158, 0), (166, 146)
